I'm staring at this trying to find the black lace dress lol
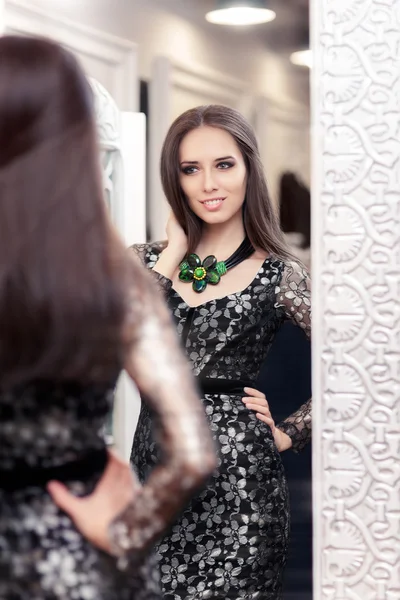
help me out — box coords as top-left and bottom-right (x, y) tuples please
(131, 242), (312, 600)
(0, 379), (163, 600)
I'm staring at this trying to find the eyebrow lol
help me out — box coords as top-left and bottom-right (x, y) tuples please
(180, 155), (235, 165)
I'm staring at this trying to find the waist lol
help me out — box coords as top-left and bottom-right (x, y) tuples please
(0, 448), (108, 491)
(195, 376), (256, 396)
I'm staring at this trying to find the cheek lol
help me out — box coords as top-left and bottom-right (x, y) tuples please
(225, 172), (247, 197)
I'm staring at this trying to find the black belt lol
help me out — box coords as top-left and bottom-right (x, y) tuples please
(195, 377), (256, 396)
(0, 448), (108, 491)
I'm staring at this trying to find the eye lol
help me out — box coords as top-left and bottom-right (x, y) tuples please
(181, 166), (198, 175)
(217, 161), (234, 170)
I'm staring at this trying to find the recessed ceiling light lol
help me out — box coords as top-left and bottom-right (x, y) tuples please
(206, 0), (276, 27)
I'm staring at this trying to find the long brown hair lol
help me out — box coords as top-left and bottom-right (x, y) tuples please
(160, 104), (293, 258)
(0, 35), (132, 388)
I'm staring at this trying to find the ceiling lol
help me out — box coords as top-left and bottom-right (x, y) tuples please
(152, 0), (309, 53)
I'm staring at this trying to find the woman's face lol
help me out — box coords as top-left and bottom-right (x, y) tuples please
(178, 125), (247, 226)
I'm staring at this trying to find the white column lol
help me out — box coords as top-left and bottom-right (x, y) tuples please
(312, 1), (400, 599)
(112, 112), (147, 461)
(149, 56), (172, 241)
(118, 111), (146, 246)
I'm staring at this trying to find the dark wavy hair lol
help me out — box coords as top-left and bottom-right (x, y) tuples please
(160, 104), (293, 258)
(0, 35), (133, 387)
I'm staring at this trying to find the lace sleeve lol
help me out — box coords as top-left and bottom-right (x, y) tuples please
(109, 260), (215, 557)
(131, 242), (172, 295)
(275, 261), (312, 452)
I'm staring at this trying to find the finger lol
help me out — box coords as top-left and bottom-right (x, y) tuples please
(47, 481), (80, 516)
(242, 396), (269, 408)
(256, 414), (275, 429)
(245, 403), (271, 417)
(243, 387), (266, 399)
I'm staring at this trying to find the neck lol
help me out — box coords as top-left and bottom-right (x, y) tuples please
(196, 217), (246, 261)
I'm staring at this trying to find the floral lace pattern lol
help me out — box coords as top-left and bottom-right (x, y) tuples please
(130, 243), (312, 600)
(0, 251), (214, 599)
(109, 260), (215, 557)
(0, 381), (162, 599)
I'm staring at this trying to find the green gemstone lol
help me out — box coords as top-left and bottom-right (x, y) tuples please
(206, 270), (220, 285)
(187, 253), (201, 269)
(193, 279), (207, 293)
(194, 266), (206, 280)
(179, 268), (193, 282)
(216, 261), (227, 276)
(203, 255), (217, 270)
(179, 260), (189, 271)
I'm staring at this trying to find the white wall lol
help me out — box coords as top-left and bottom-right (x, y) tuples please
(22, 0), (308, 99)
(19, 0), (310, 216)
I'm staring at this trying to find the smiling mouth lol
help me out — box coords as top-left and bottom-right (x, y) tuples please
(201, 197), (226, 206)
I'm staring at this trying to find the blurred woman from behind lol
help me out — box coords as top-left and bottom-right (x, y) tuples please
(0, 35), (215, 600)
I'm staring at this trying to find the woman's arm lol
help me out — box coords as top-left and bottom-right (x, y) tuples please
(48, 258), (216, 557)
(108, 266), (216, 555)
(132, 213), (188, 289)
(274, 261), (312, 452)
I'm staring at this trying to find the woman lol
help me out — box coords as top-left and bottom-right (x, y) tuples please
(56, 105), (312, 599)
(131, 105), (312, 600)
(0, 36), (215, 599)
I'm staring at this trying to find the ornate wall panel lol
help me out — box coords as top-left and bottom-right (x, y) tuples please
(311, 1), (400, 599)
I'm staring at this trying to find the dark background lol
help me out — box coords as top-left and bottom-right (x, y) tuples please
(258, 322), (312, 600)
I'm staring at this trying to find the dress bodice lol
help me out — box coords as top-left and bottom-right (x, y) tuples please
(133, 242), (312, 452)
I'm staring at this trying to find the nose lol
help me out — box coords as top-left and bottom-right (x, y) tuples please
(202, 168), (218, 194)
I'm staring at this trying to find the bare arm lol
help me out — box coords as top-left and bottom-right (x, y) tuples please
(152, 245), (183, 280)
(108, 261), (216, 555)
(275, 261), (312, 452)
(131, 213), (188, 288)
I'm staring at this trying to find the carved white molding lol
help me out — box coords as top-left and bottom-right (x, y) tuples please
(2, 0), (138, 111)
(311, 1), (400, 599)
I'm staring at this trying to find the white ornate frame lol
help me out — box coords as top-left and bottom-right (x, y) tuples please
(311, 0), (400, 598)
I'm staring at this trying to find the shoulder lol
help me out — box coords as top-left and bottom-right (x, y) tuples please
(275, 258), (311, 302)
(280, 259), (310, 282)
(129, 240), (167, 269)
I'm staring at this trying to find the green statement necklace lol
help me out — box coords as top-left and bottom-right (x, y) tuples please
(178, 237), (255, 293)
